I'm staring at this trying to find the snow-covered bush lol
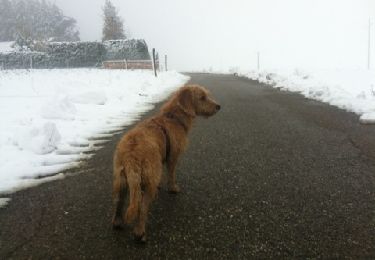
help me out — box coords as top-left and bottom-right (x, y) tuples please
(0, 39), (150, 69)
(103, 39), (150, 60)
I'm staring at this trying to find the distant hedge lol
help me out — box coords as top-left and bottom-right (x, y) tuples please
(0, 39), (151, 69)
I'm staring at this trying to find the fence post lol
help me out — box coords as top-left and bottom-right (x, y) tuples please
(152, 48), (157, 77)
(30, 55), (33, 69)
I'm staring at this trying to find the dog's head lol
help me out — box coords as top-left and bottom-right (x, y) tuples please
(177, 84), (220, 117)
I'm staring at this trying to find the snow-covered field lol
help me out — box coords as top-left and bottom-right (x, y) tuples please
(0, 69), (188, 205)
(243, 69), (375, 124)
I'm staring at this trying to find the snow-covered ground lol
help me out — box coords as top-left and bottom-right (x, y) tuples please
(243, 69), (375, 124)
(0, 69), (189, 205)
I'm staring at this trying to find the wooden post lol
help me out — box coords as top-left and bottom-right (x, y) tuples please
(152, 48), (157, 77)
(165, 54), (168, 71)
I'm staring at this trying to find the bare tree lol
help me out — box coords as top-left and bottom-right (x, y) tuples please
(0, 0), (80, 45)
(0, 0), (16, 41)
(102, 0), (126, 41)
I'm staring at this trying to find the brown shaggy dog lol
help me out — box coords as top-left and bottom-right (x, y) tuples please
(112, 84), (220, 242)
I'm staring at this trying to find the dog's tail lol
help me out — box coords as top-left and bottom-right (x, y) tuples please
(124, 161), (142, 224)
(112, 159), (128, 228)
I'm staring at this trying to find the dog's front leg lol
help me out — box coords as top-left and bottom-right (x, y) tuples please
(167, 155), (181, 193)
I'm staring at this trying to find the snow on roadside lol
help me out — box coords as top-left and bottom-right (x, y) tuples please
(0, 198), (11, 208)
(0, 69), (189, 205)
(243, 69), (375, 124)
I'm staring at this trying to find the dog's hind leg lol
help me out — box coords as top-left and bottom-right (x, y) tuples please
(133, 162), (161, 243)
(112, 166), (127, 229)
(133, 188), (154, 243)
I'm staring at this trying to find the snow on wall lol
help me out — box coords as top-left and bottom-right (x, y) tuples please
(0, 42), (14, 53)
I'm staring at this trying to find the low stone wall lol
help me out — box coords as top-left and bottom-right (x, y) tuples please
(0, 39), (150, 69)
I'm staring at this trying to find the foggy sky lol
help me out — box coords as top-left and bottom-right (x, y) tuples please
(53, 0), (375, 71)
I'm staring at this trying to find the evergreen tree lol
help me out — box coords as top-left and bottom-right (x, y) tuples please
(102, 0), (126, 41)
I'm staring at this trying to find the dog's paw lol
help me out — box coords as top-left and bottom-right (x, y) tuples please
(112, 216), (124, 230)
(134, 233), (147, 243)
(168, 184), (181, 194)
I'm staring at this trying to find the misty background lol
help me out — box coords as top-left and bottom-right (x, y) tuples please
(47, 0), (375, 71)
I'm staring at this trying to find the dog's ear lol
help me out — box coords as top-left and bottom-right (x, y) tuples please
(178, 87), (196, 116)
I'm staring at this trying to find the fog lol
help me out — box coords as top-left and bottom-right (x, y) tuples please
(54, 0), (375, 71)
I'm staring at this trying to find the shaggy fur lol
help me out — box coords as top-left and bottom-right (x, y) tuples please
(112, 84), (220, 242)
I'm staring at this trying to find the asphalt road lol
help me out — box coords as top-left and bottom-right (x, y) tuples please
(1, 73), (375, 259)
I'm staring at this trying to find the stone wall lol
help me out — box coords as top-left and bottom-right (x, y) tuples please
(0, 39), (151, 69)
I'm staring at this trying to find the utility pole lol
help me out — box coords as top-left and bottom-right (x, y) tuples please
(368, 18), (371, 70)
(257, 52), (260, 70)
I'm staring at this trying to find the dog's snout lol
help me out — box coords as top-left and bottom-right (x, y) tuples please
(216, 104), (221, 110)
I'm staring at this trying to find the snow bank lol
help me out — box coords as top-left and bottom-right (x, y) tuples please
(0, 198), (11, 208)
(0, 69), (189, 200)
(243, 69), (375, 124)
